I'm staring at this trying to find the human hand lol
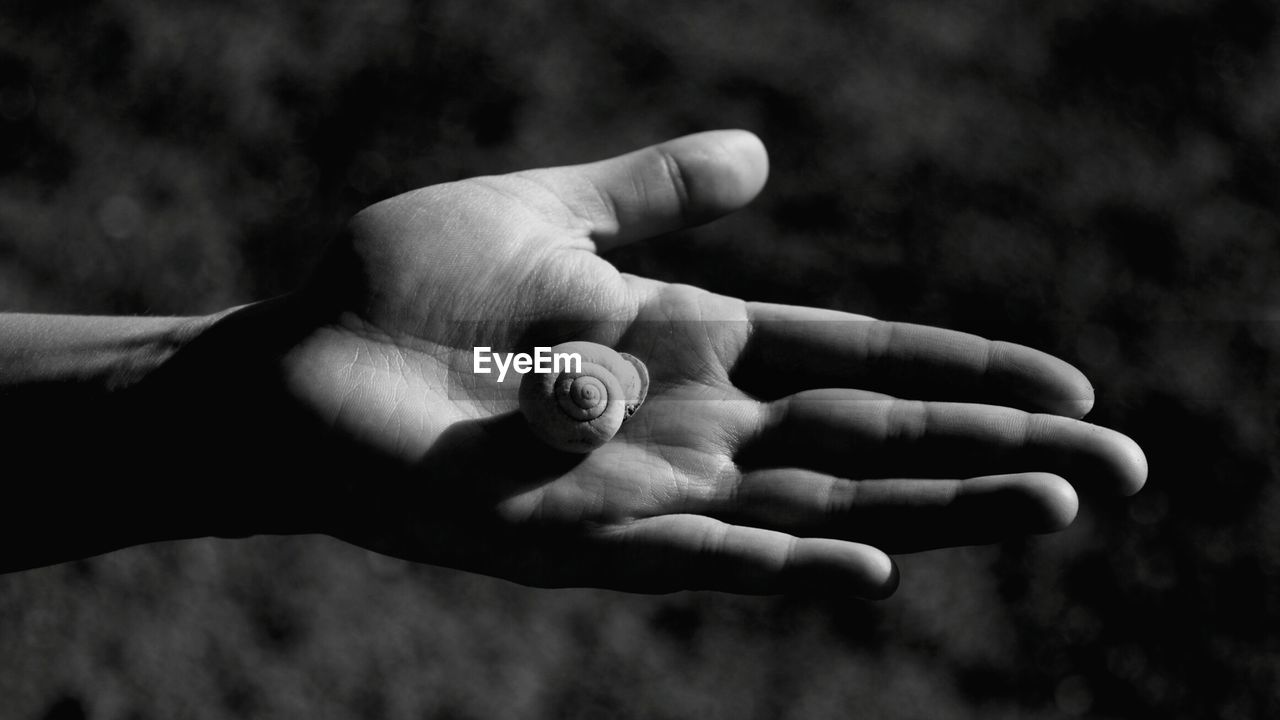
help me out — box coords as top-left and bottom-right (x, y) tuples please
(145, 130), (1145, 598)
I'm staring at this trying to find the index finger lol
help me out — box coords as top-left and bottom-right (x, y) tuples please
(733, 302), (1095, 418)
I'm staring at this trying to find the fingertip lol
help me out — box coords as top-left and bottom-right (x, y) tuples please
(1022, 472), (1080, 532)
(1064, 378), (1095, 419)
(965, 473), (1078, 534)
(664, 129), (769, 219)
(861, 551), (900, 600)
(1053, 353), (1095, 418)
(717, 128), (770, 195)
(1029, 349), (1095, 418)
(794, 538), (898, 600)
(1074, 425), (1148, 497)
(838, 541), (898, 600)
(1114, 433), (1149, 496)
(574, 129), (771, 249)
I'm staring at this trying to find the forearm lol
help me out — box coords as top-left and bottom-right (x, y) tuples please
(0, 303), (351, 572)
(0, 313), (214, 393)
(0, 312), (228, 570)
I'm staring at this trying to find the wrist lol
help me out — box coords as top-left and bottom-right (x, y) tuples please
(127, 296), (338, 541)
(0, 311), (229, 569)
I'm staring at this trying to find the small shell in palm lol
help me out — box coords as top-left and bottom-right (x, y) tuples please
(518, 341), (649, 453)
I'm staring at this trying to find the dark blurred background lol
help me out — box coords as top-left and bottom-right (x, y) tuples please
(1, 1), (1277, 718)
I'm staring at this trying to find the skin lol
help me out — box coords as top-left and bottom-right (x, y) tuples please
(0, 130), (1146, 597)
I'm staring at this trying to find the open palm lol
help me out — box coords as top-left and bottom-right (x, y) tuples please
(248, 130), (1146, 598)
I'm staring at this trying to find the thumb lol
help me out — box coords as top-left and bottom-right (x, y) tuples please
(518, 129), (769, 252)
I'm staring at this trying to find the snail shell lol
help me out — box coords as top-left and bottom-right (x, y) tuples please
(518, 341), (649, 453)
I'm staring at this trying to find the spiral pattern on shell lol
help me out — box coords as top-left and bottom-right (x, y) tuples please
(558, 375), (609, 420)
(518, 341), (648, 453)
